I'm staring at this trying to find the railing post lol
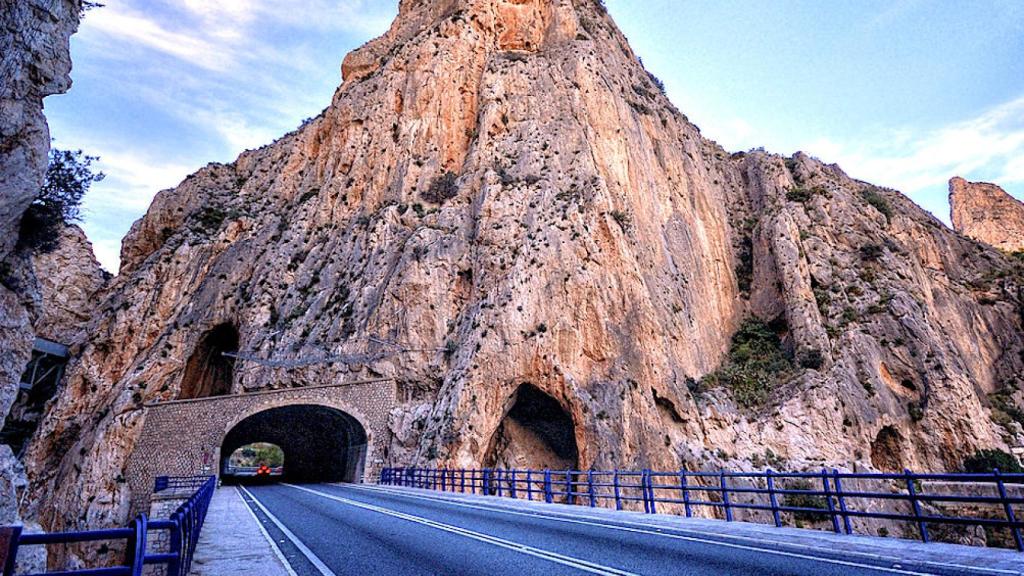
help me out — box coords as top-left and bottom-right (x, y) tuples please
(822, 469), (840, 533)
(526, 470), (534, 501)
(648, 471), (658, 514)
(720, 471), (733, 522)
(128, 514), (148, 576)
(565, 470), (573, 505)
(640, 470), (649, 513)
(832, 469), (852, 535)
(510, 470), (517, 499)
(441, 468), (447, 492)
(544, 469), (553, 504)
(460, 469), (466, 493)
(641, 469), (651, 514)
(588, 470), (596, 507)
(679, 469), (692, 518)
(766, 469), (782, 527)
(496, 469), (504, 497)
(167, 512), (183, 576)
(613, 470), (622, 511)
(904, 469), (929, 543)
(3, 526), (23, 576)
(483, 468), (492, 496)
(995, 469), (1024, 552)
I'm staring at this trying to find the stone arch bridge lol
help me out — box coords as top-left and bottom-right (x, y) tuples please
(126, 379), (396, 515)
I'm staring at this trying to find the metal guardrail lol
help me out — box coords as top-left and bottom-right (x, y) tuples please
(2, 476), (216, 576)
(153, 475), (212, 494)
(380, 467), (1024, 551)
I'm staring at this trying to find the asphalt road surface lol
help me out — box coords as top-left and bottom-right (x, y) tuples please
(238, 483), (984, 576)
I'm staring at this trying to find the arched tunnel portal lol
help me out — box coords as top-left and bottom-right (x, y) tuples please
(220, 404), (368, 484)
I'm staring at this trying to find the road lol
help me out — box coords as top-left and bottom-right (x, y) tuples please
(236, 483), (992, 576)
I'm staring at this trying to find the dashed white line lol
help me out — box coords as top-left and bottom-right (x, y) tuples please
(342, 484), (951, 576)
(282, 483), (639, 576)
(239, 485), (339, 576)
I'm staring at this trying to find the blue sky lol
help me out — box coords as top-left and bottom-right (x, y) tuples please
(45, 1), (1024, 271)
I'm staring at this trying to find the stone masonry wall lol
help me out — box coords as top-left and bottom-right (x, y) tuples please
(126, 379), (396, 516)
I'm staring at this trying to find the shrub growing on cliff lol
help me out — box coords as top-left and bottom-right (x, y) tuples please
(609, 210), (633, 233)
(18, 148), (104, 253)
(422, 171), (459, 204)
(861, 187), (893, 223)
(700, 318), (793, 407)
(782, 478), (829, 522)
(962, 449), (1023, 474)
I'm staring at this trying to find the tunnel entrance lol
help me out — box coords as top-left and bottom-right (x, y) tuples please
(220, 404), (368, 484)
(484, 383), (579, 471)
(180, 323), (239, 399)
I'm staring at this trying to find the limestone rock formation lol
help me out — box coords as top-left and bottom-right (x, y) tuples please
(0, 0), (83, 569)
(1, 0), (82, 434)
(24, 0), (1024, 534)
(949, 176), (1024, 252)
(31, 224), (109, 344)
(0, 0), (81, 259)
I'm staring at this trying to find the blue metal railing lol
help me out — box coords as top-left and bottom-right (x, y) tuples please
(2, 476), (215, 576)
(379, 467), (1024, 551)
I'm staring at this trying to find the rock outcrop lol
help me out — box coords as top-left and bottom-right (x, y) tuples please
(24, 0), (1024, 536)
(950, 176), (1024, 253)
(0, 1), (83, 570)
(31, 224), (109, 344)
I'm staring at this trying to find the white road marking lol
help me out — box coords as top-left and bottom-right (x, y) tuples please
(239, 485), (340, 576)
(282, 483), (639, 576)
(235, 487), (300, 576)
(344, 484), (958, 576)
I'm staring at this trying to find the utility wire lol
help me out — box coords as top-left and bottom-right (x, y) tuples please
(221, 335), (448, 368)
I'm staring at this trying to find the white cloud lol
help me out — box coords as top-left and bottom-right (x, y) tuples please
(80, 1), (394, 73)
(86, 234), (125, 274)
(82, 6), (234, 71)
(89, 149), (197, 210)
(798, 96), (1024, 196)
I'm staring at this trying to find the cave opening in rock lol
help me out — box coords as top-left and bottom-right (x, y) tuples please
(180, 323), (239, 399)
(484, 383), (579, 471)
(870, 425), (905, 472)
(220, 404), (368, 485)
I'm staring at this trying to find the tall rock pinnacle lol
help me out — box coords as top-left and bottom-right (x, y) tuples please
(949, 176), (1024, 252)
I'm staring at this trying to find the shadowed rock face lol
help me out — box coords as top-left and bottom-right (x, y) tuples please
(0, 1), (84, 571)
(23, 0), (1024, 533)
(949, 176), (1024, 253)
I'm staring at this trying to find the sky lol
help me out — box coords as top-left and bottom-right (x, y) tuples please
(45, 0), (1024, 272)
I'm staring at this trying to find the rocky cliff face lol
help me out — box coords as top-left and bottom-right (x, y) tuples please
(1, 0), (82, 441)
(25, 0), (1024, 533)
(950, 176), (1024, 253)
(31, 224), (109, 344)
(0, 1), (83, 569)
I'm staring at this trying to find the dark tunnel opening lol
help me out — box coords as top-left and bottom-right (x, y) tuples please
(180, 323), (239, 400)
(220, 404), (368, 485)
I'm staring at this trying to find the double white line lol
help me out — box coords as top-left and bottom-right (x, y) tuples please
(278, 483), (638, 576)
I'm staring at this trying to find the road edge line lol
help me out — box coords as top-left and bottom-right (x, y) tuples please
(235, 486), (300, 576)
(239, 485), (340, 576)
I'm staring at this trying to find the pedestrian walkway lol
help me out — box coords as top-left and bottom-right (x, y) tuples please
(189, 487), (293, 576)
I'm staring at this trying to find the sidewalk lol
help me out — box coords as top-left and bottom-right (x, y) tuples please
(189, 487), (292, 576)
